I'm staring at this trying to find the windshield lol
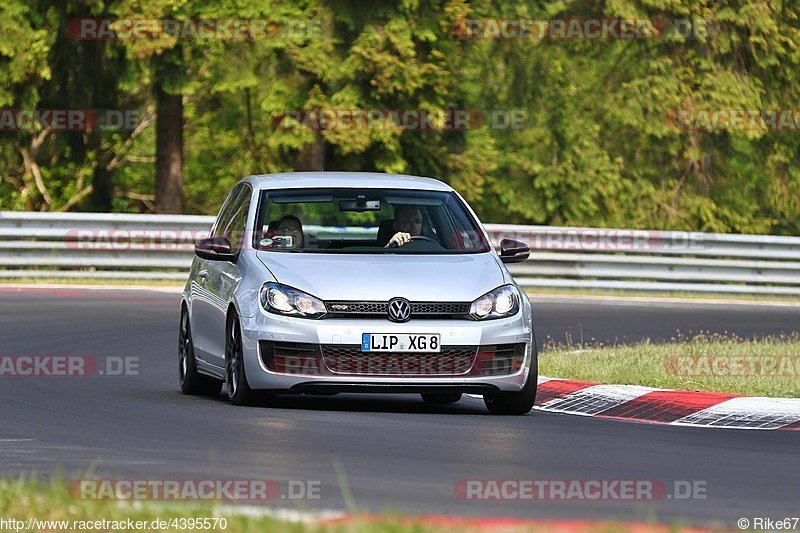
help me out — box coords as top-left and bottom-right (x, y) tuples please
(253, 188), (491, 254)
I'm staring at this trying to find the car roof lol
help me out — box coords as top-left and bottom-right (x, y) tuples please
(242, 172), (453, 192)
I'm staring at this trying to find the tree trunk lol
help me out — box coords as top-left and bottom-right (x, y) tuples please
(294, 134), (326, 171)
(89, 164), (113, 211)
(155, 82), (183, 213)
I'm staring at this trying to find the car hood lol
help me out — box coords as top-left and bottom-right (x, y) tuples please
(256, 251), (506, 301)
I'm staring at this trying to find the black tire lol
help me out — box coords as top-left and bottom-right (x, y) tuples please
(483, 339), (538, 415)
(179, 307), (222, 396)
(421, 392), (462, 405)
(225, 310), (259, 406)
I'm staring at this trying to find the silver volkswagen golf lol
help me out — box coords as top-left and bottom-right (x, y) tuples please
(179, 172), (537, 414)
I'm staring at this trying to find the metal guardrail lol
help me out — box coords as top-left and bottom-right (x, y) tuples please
(1, 211), (800, 295)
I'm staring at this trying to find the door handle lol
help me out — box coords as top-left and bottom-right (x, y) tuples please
(198, 270), (209, 281)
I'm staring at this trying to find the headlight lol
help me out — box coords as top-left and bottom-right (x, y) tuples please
(260, 283), (327, 319)
(470, 284), (520, 320)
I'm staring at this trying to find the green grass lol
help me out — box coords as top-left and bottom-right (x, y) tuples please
(0, 477), (429, 533)
(540, 333), (800, 397)
(0, 477), (710, 533)
(0, 478), (295, 533)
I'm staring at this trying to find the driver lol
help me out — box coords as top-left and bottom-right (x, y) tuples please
(386, 205), (423, 248)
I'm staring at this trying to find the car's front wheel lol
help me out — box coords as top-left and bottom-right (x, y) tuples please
(225, 310), (259, 406)
(483, 341), (538, 415)
(179, 307), (222, 396)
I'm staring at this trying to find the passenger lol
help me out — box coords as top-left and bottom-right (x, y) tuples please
(386, 206), (423, 248)
(272, 215), (304, 250)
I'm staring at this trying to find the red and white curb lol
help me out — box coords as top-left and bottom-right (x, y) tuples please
(535, 377), (800, 430)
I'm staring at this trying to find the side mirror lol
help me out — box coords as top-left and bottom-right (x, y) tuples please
(499, 238), (530, 264)
(195, 236), (236, 262)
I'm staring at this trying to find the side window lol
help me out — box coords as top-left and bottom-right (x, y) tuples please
(211, 185), (243, 239)
(222, 185), (252, 253)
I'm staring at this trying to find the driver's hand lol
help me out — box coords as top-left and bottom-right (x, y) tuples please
(386, 232), (411, 248)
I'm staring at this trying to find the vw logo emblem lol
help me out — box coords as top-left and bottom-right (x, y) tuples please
(387, 298), (412, 322)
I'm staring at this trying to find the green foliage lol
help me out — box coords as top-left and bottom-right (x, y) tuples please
(0, 0), (799, 233)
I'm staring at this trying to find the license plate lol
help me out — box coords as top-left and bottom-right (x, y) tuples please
(361, 333), (441, 353)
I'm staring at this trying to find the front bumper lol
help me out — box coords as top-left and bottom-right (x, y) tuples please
(239, 310), (534, 393)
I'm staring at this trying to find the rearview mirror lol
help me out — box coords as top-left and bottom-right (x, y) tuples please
(339, 199), (381, 212)
(499, 238), (530, 264)
(340, 193), (381, 212)
(195, 237), (236, 262)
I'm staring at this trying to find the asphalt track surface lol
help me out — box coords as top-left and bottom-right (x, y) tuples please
(1, 287), (798, 526)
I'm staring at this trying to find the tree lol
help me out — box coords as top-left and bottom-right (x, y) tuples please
(153, 48), (184, 213)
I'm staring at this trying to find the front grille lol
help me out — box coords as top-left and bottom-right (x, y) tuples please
(259, 341), (525, 377)
(474, 343), (526, 376)
(324, 301), (471, 319)
(321, 345), (477, 376)
(413, 302), (471, 314)
(326, 302), (387, 314)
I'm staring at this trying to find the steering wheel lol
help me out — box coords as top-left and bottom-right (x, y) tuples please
(386, 235), (439, 248)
